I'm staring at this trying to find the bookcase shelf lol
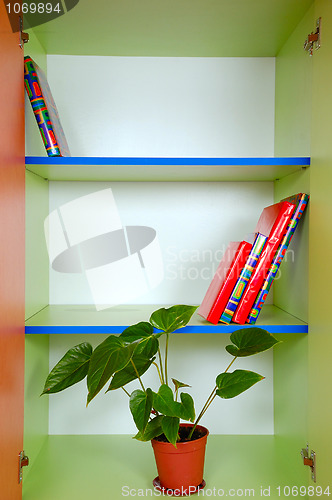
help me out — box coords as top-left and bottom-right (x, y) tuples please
(25, 304), (308, 334)
(25, 156), (310, 182)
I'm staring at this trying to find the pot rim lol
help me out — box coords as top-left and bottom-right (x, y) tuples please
(151, 423), (209, 446)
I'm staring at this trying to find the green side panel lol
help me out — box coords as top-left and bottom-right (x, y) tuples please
(274, 5), (314, 157)
(273, 333), (308, 485)
(274, 5), (314, 321)
(25, 170), (49, 320)
(273, 169), (310, 323)
(308, 0), (332, 488)
(24, 334), (49, 481)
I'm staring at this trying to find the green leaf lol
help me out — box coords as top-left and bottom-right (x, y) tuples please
(172, 378), (191, 391)
(119, 322), (154, 342)
(129, 389), (153, 433)
(134, 336), (159, 359)
(41, 343), (92, 395)
(216, 369), (264, 399)
(153, 385), (195, 421)
(120, 321), (159, 358)
(226, 327), (280, 357)
(134, 415), (164, 442)
(180, 392), (195, 422)
(161, 417), (180, 446)
(153, 384), (180, 417)
(107, 354), (155, 391)
(149, 305), (198, 334)
(87, 336), (135, 404)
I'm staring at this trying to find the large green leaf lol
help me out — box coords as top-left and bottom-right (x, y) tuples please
(87, 336), (135, 404)
(226, 327), (280, 357)
(153, 384), (195, 421)
(161, 417), (180, 446)
(107, 354), (155, 391)
(216, 369), (264, 399)
(120, 321), (159, 358)
(119, 322), (154, 342)
(41, 342), (92, 395)
(149, 305), (198, 334)
(134, 415), (164, 442)
(129, 389), (153, 433)
(134, 336), (159, 359)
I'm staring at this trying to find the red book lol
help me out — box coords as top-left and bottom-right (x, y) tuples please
(198, 239), (253, 324)
(232, 201), (296, 324)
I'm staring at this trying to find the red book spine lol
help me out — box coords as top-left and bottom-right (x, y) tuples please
(232, 201), (295, 324)
(198, 240), (252, 325)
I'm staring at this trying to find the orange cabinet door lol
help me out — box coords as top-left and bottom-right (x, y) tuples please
(0, 2), (25, 499)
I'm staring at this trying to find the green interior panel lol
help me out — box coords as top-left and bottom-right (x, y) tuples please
(273, 4), (314, 322)
(25, 170), (49, 320)
(24, 334), (49, 481)
(24, 28), (50, 484)
(274, 5), (314, 157)
(273, 169), (310, 323)
(273, 333), (308, 485)
(308, 0), (332, 488)
(27, 0), (314, 57)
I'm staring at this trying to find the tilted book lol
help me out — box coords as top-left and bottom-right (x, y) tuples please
(24, 56), (70, 157)
(232, 200), (296, 324)
(219, 232), (267, 324)
(198, 239), (253, 325)
(247, 193), (309, 324)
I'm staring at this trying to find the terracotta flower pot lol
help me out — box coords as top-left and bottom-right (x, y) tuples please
(151, 424), (209, 495)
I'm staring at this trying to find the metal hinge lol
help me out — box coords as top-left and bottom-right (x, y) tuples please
(19, 16), (29, 49)
(18, 451), (29, 484)
(301, 444), (316, 483)
(304, 17), (321, 56)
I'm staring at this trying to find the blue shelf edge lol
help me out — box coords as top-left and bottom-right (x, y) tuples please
(25, 324), (308, 334)
(25, 156), (311, 167)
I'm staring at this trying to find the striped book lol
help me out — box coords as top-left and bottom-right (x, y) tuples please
(219, 233), (267, 324)
(232, 201), (295, 324)
(247, 193), (309, 324)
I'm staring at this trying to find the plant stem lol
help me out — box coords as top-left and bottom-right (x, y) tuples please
(153, 361), (163, 384)
(187, 385), (217, 440)
(165, 333), (169, 386)
(121, 387), (131, 397)
(188, 355), (238, 440)
(158, 348), (165, 384)
(224, 356), (237, 373)
(130, 359), (146, 392)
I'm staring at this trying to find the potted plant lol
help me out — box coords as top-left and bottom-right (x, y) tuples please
(42, 305), (279, 495)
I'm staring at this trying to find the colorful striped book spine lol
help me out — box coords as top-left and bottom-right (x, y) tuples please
(232, 201), (295, 324)
(24, 56), (71, 157)
(247, 193), (309, 324)
(219, 233), (267, 324)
